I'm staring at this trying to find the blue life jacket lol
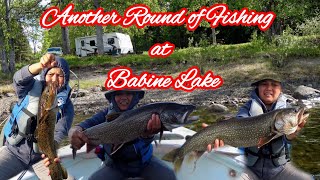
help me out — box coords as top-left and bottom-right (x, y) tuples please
(243, 93), (291, 167)
(2, 81), (71, 147)
(3, 81), (42, 145)
(132, 138), (153, 165)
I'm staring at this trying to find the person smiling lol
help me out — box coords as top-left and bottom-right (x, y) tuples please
(207, 75), (312, 180)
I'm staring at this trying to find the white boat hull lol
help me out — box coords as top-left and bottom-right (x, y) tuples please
(11, 127), (246, 180)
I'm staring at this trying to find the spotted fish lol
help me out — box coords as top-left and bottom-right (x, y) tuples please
(162, 107), (309, 172)
(36, 83), (68, 180)
(72, 102), (198, 159)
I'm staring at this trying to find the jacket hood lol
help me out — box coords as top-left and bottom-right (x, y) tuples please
(40, 56), (70, 92)
(107, 90), (144, 113)
(104, 89), (144, 102)
(250, 89), (287, 111)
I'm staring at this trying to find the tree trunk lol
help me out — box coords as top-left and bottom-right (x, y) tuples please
(212, 28), (217, 45)
(264, 0), (278, 40)
(95, 26), (104, 55)
(61, 27), (71, 54)
(0, 28), (9, 73)
(94, 0), (104, 55)
(5, 0), (15, 73)
(8, 38), (15, 72)
(211, 1), (217, 45)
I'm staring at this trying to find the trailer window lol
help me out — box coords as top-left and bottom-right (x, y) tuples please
(90, 40), (96, 46)
(108, 38), (115, 45)
(81, 40), (85, 47)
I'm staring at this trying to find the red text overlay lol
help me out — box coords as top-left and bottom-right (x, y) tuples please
(148, 41), (175, 58)
(104, 66), (223, 92)
(40, 4), (276, 31)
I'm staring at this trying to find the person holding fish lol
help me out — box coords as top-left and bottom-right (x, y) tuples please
(67, 89), (177, 180)
(207, 75), (313, 180)
(0, 54), (74, 179)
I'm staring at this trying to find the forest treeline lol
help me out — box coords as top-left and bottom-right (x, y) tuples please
(0, 0), (319, 73)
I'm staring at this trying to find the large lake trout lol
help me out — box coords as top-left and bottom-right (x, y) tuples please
(72, 102), (198, 158)
(163, 107), (309, 171)
(36, 83), (68, 180)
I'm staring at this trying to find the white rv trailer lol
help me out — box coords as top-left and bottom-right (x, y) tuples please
(75, 32), (134, 57)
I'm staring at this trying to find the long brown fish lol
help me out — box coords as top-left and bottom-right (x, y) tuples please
(162, 107), (309, 172)
(36, 83), (68, 180)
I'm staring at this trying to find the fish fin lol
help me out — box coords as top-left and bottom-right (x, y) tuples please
(154, 140), (158, 147)
(158, 130), (163, 144)
(161, 122), (176, 131)
(186, 151), (204, 163)
(258, 134), (281, 148)
(110, 143), (124, 155)
(71, 146), (77, 159)
(185, 135), (192, 141)
(106, 112), (122, 122)
(162, 148), (179, 162)
(187, 152), (202, 173)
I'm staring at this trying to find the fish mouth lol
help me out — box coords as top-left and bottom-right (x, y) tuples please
(162, 105), (197, 131)
(183, 105), (197, 123)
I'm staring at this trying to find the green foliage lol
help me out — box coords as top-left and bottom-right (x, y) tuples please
(250, 31), (268, 47)
(1, 0), (320, 73)
(41, 31), (53, 54)
(296, 12), (320, 36)
(267, 30), (320, 68)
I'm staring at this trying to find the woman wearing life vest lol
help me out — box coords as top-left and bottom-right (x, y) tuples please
(68, 89), (177, 180)
(206, 75), (313, 180)
(0, 54), (74, 179)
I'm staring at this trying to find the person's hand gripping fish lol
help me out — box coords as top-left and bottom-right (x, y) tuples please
(66, 113), (161, 160)
(202, 123), (225, 152)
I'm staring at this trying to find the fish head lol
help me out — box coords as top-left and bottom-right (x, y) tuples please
(160, 103), (197, 131)
(39, 83), (58, 116)
(274, 107), (308, 135)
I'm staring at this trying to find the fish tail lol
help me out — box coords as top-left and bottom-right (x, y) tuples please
(173, 157), (184, 172)
(162, 148), (179, 162)
(162, 148), (184, 172)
